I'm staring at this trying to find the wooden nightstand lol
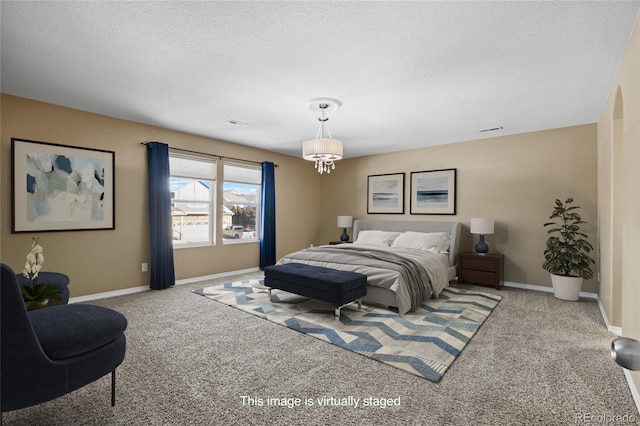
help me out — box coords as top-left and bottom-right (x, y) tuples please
(329, 241), (352, 245)
(458, 252), (504, 289)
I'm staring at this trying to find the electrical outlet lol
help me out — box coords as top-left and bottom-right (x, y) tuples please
(142, 263), (148, 272)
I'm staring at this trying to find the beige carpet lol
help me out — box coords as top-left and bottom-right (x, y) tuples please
(3, 272), (638, 425)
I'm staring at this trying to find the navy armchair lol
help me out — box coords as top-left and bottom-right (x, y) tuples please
(1, 263), (127, 414)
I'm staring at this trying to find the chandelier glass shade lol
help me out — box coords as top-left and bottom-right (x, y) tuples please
(303, 137), (343, 174)
(303, 98), (343, 174)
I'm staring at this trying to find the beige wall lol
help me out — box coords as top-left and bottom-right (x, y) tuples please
(320, 124), (598, 292)
(2, 95), (600, 297)
(598, 14), (640, 393)
(0, 97), (606, 293)
(1, 95), (322, 297)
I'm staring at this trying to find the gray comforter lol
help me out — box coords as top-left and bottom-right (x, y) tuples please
(276, 244), (450, 315)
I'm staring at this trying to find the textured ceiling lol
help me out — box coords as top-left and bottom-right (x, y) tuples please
(2, 1), (639, 159)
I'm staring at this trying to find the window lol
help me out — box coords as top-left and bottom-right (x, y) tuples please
(223, 162), (261, 243)
(170, 154), (216, 247)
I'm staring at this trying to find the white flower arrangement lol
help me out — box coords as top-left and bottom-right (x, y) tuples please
(23, 237), (44, 281)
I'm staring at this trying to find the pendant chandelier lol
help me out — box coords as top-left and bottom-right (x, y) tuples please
(302, 98), (343, 174)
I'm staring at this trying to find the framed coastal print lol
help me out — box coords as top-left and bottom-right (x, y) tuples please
(12, 138), (115, 233)
(367, 173), (404, 214)
(410, 168), (456, 215)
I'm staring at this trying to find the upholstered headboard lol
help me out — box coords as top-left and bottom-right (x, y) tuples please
(352, 219), (462, 267)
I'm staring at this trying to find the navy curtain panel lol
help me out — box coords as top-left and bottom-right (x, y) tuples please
(146, 142), (176, 290)
(259, 162), (276, 269)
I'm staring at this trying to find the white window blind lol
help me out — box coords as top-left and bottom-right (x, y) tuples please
(223, 162), (260, 184)
(170, 154), (216, 180)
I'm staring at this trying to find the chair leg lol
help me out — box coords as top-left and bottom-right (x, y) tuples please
(111, 369), (116, 407)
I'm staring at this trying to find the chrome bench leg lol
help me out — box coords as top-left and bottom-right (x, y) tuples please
(335, 298), (364, 320)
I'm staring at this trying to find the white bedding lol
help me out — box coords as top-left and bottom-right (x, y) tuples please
(276, 243), (450, 315)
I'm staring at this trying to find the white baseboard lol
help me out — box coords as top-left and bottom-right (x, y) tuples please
(69, 285), (150, 304)
(502, 280), (598, 299)
(623, 369), (640, 417)
(69, 267), (261, 303)
(597, 298), (623, 336)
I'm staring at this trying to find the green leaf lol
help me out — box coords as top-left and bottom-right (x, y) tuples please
(21, 285), (62, 303)
(542, 198), (593, 278)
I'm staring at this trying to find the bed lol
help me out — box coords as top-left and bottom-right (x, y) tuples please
(275, 219), (462, 315)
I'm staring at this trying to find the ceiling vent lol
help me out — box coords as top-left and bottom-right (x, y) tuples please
(226, 119), (249, 127)
(479, 126), (504, 133)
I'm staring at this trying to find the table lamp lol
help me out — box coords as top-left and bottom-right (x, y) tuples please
(337, 216), (353, 242)
(470, 218), (494, 255)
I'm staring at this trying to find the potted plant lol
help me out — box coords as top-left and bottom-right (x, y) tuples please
(542, 198), (595, 300)
(20, 236), (62, 310)
(21, 285), (62, 310)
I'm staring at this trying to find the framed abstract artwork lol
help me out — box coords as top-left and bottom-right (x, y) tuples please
(367, 173), (405, 214)
(11, 138), (115, 233)
(410, 168), (457, 215)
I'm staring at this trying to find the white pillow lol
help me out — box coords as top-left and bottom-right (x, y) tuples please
(392, 231), (450, 253)
(354, 230), (401, 246)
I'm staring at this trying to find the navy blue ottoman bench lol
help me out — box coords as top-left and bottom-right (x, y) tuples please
(264, 263), (367, 319)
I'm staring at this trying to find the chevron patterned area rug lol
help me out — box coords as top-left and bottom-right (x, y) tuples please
(194, 279), (501, 382)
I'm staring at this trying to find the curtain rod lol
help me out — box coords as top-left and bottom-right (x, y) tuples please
(140, 142), (278, 167)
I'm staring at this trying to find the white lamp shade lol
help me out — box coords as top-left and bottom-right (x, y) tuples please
(303, 138), (343, 161)
(470, 218), (494, 234)
(337, 216), (353, 228)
